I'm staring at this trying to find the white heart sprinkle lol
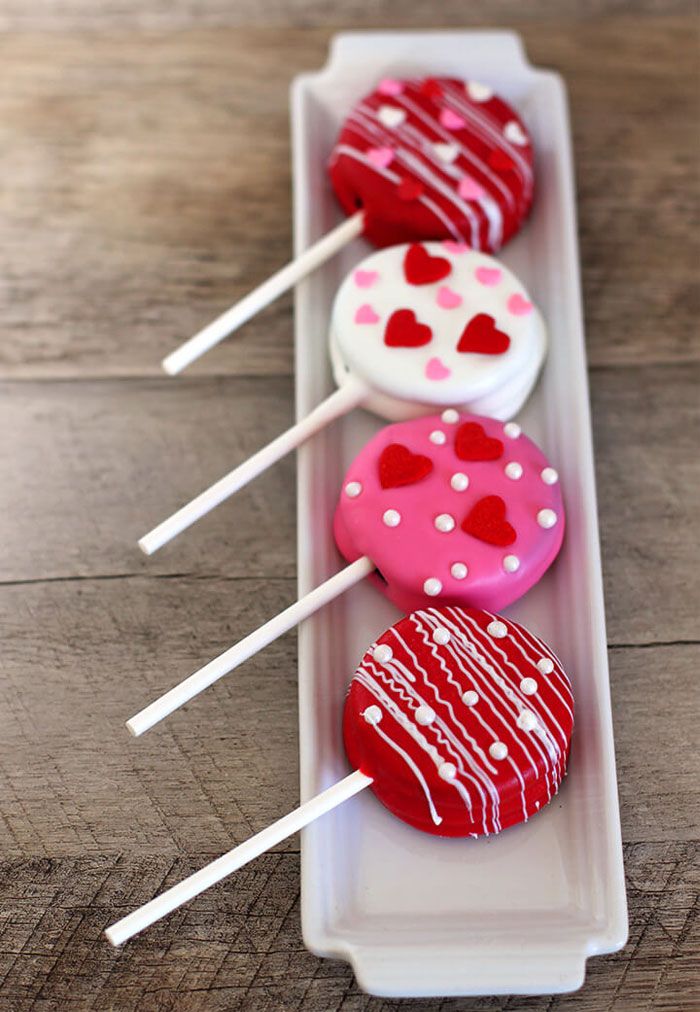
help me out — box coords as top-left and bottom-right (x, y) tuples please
(433, 142), (459, 163)
(378, 105), (406, 129)
(504, 120), (528, 146)
(467, 81), (493, 103)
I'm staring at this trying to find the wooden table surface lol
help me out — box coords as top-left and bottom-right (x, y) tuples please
(0, 3), (698, 1009)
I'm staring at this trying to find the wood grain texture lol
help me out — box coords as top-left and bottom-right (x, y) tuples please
(0, 17), (697, 378)
(0, 5), (698, 1009)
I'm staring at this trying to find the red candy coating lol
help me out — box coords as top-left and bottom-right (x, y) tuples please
(343, 607), (574, 837)
(328, 77), (534, 252)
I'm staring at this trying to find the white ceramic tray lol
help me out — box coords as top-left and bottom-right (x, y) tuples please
(292, 31), (628, 998)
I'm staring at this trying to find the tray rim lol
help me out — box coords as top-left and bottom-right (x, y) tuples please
(292, 29), (628, 998)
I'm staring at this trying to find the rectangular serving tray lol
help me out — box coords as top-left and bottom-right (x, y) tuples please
(292, 31), (628, 998)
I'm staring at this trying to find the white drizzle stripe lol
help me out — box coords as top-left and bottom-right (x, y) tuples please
(349, 109), (483, 246)
(440, 82), (533, 186)
(411, 614), (528, 823)
(392, 625), (504, 831)
(450, 610), (564, 767)
(364, 710), (443, 826)
(504, 626), (574, 724)
(390, 93), (516, 214)
(426, 610), (562, 806)
(506, 622), (574, 708)
(359, 664), (477, 824)
(369, 652), (487, 820)
(364, 651), (496, 831)
(420, 610), (548, 775)
(418, 614), (548, 814)
(332, 143), (463, 241)
(459, 611), (570, 753)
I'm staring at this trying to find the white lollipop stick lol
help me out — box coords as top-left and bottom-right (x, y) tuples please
(162, 212), (365, 375)
(105, 769), (372, 945)
(138, 377), (368, 555)
(126, 555), (375, 736)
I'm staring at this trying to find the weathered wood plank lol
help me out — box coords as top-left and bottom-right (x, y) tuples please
(0, 377), (296, 583)
(0, 19), (696, 379)
(0, 842), (696, 1010)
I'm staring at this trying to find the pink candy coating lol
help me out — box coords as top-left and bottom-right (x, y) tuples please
(333, 413), (564, 613)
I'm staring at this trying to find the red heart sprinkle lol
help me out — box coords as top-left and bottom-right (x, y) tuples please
(489, 149), (515, 172)
(455, 422), (504, 461)
(462, 495), (516, 546)
(384, 308), (433, 348)
(397, 178), (425, 202)
(457, 313), (511, 355)
(379, 443), (434, 489)
(420, 79), (444, 101)
(403, 244), (452, 286)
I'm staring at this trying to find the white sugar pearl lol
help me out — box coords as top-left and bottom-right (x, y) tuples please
(504, 422), (521, 439)
(517, 709), (538, 732)
(487, 620), (507, 639)
(363, 705), (383, 725)
(433, 627), (451, 645)
(415, 705), (436, 726)
(537, 658), (554, 675)
(503, 554), (520, 573)
(373, 644), (393, 665)
(441, 409), (459, 424)
(429, 430), (446, 445)
(423, 577), (442, 597)
(541, 467), (559, 485)
(489, 742), (508, 760)
(450, 472), (469, 492)
(345, 481), (362, 498)
(382, 509), (401, 527)
(451, 562), (468, 580)
(505, 461), (523, 480)
(537, 508), (558, 529)
(520, 677), (538, 695)
(462, 690), (479, 707)
(438, 762), (457, 781)
(434, 513), (455, 533)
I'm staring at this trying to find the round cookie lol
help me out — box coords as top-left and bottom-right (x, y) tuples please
(329, 242), (546, 421)
(334, 412), (564, 613)
(329, 77), (534, 252)
(343, 606), (574, 837)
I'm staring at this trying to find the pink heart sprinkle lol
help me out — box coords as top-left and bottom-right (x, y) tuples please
(425, 356), (452, 380)
(458, 176), (486, 201)
(440, 108), (466, 131)
(355, 304), (380, 324)
(354, 269), (379, 289)
(507, 293), (533, 316)
(437, 285), (463, 309)
(443, 241), (470, 254)
(378, 78), (403, 96)
(475, 266), (502, 286)
(368, 146), (394, 169)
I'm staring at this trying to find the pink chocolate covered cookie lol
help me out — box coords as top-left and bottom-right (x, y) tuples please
(334, 412), (563, 613)
(344, 606), (574, 837)
(329, 77), (534, 252)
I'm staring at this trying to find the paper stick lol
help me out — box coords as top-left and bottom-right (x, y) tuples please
(138, 377), (368, 555)
(126, 555), (375, 736)
(162, 212), (365, 375)
(105, 769), (372, 946)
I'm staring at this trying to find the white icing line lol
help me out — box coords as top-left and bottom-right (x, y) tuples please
(365, 706), (443, 826)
